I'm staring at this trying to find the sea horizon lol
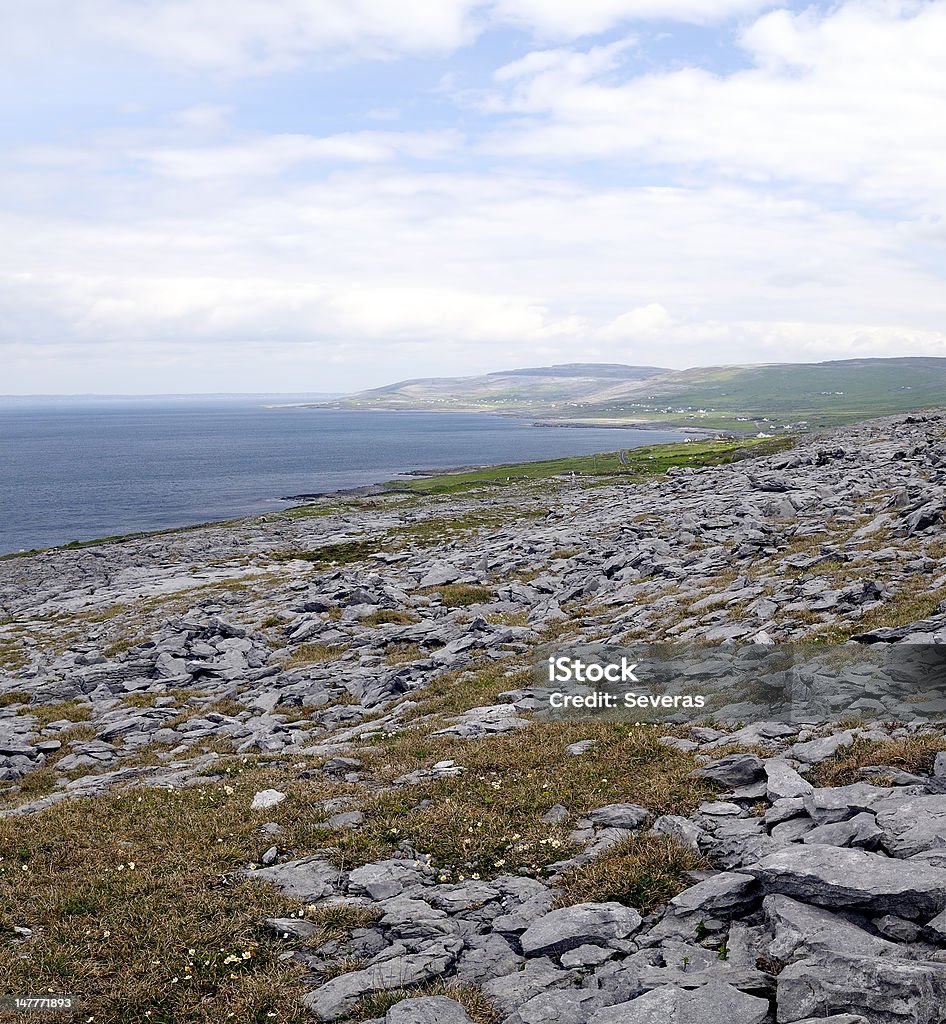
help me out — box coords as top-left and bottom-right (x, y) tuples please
(0, 398), (686, 555)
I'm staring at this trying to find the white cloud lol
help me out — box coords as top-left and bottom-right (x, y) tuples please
(484, 1), (946, 213)
(3, 160), (945, 390)
(0, 0), (773, 74)
(142, 130), (462, 179)
(490, 0), (771, 39)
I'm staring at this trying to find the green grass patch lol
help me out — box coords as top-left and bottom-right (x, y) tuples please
(282, 643), (345, 669)
(271, 539), (381, 567)
(385, 436), (795, 495)
(558, 833), (708, 912)
(429, 585), (494, 608)
(327, 722), (715, 882)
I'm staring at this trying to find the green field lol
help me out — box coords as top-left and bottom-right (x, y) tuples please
(383, 435), (795, 495)
(576, 358), (946, 430)
(334, 357), (946, 432)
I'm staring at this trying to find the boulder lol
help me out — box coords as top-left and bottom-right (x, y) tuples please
(588, 980), (768, 1024)
(520, 902), (643, 956)
(385, 997), (472, 1024)
(691, 755), (765, 789)
(668, 873), (758, 918)
(244, 856), (341, 902)
(746, 845), (946, 917)
(776, 954), (946, 1024)
(876, 794), (946, 858)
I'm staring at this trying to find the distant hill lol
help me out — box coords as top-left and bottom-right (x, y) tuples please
(334, 363), (669, 408)
(326, 357), (946, 432)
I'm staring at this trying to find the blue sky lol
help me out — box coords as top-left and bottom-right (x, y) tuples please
(2, 0), (945, 393)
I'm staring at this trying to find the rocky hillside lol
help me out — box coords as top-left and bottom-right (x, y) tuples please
(2, 411), (946, 1022)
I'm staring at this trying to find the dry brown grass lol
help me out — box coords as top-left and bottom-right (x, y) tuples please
(327, 722), (714, 883)
(347, 981), (500, 1024)
(0, 760), (355, 1024)
(813, 733), (946, 787)
(282, 643), (345, 669)
(558, 834), (709, 912)
(360, 609), (420, 627)
(427, 585), (494, 608)
(27, 700), (94, 727)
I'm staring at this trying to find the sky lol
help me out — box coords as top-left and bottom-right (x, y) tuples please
(2, 0), (946, 394)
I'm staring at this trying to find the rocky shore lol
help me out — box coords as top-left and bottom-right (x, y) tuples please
(2, 410), (946, 1022)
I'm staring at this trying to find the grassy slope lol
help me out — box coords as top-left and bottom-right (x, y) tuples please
(578, 358), (946, 430)
(334, 357), (946, 432)
(384, 435), (794, 494)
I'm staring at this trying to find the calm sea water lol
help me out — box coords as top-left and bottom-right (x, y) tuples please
(0, 398), (686, 554)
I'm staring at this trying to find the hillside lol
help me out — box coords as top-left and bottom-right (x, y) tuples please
(325, 364), (669, 412)
(3, 412), (946, 1021)
(330, 357), (946, 433)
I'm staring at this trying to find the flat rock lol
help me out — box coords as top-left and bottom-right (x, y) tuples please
(481, 957), (578, 1016)
(763, 894), (901, 961)
(875, 794), (946, 858)
(588, 980), (768, 1024)
(348, 859), (425, 900)
(668, 872), (758, 918)
(587, 803), (650, 830)
(691, 754), (765, 789)
(302, 948), (458, 1020)
(764, 759), (814, 801)
(521, 902), (643, 956)
(385, 997), (472, 1024)
(244, 856), (341, 902)
(746, 845), (946, 917)
(776, 953), (946, 1024)
(791, 731), (855, 764)
(250, 788), (286, 810)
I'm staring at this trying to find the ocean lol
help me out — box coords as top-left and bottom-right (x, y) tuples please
(0, 397), (687, 554)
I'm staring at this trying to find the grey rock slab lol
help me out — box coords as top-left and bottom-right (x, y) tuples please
(875, 794), (946, 858)
(481, 957), (578, 1017)
(746, 845), (946, 917)
(801, 812), (882, 849)
(764, 759), (814, 801)
(668, 872), (758, 917)
(520, 902), (643, 956)
(541, 804), (570, 824)
(588, 981), (768, 1024)
(348, 859), (426, 900)
(587, 803), (650, 830)
(505, 990), (604, 1024)
(691, 754), (765, 788)
(250, 788), (286, 810)
(790, 731), (855, 764)
(245, 856), (342, 902)
(763, 894), (901, 962)
(775, 953), (946, 1024)
(922, 906), (946, 942)
(649, 814), (703, 852)
(803, 782), (891, 823)
(873, 914), (922, 943)
(302, 948), (459, 1020)
(454, 933), (522, 985)
(492, 892), (556, 934)
(790, 1018), (869, 1024)
(322, 810), (365, 829)
(263, 916), (322, 940)
(385, 997), (472, 1024)
(560, 943), (615, 968)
